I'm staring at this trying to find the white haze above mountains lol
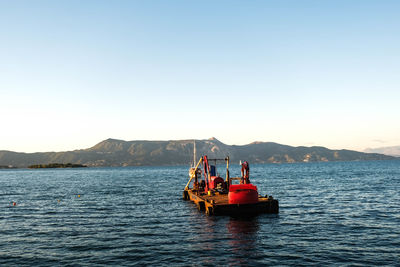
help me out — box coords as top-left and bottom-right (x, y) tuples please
(364, 146), (400, 157)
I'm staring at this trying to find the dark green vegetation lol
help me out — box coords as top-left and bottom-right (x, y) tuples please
(0, 138), (397, 168)
(28, 163), (87, 169)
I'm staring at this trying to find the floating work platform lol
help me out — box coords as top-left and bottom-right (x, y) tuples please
(183, 189), (279, 216)
(183, 154), (279, 216)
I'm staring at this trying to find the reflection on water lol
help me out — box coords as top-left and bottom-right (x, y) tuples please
(184, 213), (264, 266)
(227, 217), (260, 266)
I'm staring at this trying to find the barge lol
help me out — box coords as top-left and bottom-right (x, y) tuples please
(183, 155), (279, 216)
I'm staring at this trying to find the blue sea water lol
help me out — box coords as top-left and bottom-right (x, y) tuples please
(1, 160), (399, 266)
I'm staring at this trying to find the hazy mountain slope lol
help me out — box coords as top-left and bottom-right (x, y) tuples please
(364, 146), (400, 157)
(0, 138), (396, 168)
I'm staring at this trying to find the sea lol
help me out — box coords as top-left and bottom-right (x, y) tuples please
(1, 160), (399, 266)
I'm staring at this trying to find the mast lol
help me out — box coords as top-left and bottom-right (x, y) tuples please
(193, 140), (196, 167)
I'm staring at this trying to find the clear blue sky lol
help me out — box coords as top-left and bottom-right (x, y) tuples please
(1, 0), (399, 152)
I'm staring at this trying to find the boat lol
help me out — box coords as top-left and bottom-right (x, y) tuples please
(183, 155), (279, 216)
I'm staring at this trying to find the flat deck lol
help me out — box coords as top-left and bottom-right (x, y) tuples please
(183, 189), (279, 216)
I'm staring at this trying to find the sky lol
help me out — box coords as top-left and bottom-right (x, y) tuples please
(1, 0), (399, 153)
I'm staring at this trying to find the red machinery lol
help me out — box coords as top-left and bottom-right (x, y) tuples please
(201, 155), (258, 204)
(202, 155), (225, 192)
(229, 161), (258, 204)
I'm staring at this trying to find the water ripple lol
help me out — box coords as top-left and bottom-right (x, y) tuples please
(1, 161), (400, 266)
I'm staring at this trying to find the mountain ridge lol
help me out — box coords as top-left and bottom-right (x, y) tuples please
(0, 138), (397, 168)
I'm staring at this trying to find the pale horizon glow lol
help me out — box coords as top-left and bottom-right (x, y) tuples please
(1, 1), (400, 153)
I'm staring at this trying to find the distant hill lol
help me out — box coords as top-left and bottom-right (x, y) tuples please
(364, 146), (400, 157)
(0, 138), (397, 168)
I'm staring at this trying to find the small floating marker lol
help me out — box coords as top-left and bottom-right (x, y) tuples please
(12, 202), (17, 206)
(78, 195), (81, 198)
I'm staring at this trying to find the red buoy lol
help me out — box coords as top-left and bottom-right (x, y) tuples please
(228, 184), (259, 204)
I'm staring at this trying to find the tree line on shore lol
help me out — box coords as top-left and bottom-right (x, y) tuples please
(28, 163), (87, 169)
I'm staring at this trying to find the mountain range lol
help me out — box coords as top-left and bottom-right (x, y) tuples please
(0, 138), (397, 168)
